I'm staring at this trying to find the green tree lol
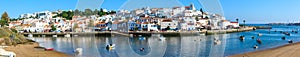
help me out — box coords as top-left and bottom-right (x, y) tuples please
(59, 11), (74, 20)
(94, 9), (99, 15)
(195, 16), (199, 21)
(84, 9), (93, 16)
(0, 20), (8, 26)
(51, 25), (57, 31)
(236, 18), (239, 23)
(99, 8), (107, 16)
(1, 12), (10, 22)
(74, 9), (80, 16)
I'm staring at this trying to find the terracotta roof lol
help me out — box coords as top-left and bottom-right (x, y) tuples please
(162, 19), (172, 22)
(230, 22), (239, 23)
(98, 21), (106, 24)
(142, 22), (149, 24)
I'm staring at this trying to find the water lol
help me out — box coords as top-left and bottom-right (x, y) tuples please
(31, 25), (300, 57)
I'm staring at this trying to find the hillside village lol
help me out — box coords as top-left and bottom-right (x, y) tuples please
(7, 4), (240, 33)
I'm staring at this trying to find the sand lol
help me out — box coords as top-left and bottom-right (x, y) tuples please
(230, 42), (300, 57)
(3, 42), (72, 57)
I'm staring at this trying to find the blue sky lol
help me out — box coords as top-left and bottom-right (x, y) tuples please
(0, 0), (299, 24)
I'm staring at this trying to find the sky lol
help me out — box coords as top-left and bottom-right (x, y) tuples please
(0, 0), (300, 24)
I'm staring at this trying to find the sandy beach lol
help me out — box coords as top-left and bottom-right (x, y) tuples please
(230, 42), (300, 57)
(3, 42), (71, 57)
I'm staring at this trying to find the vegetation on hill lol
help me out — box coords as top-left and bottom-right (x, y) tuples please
(0, 27), (27, 46)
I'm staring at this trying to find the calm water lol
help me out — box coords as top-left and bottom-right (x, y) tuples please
(31, 25), (300, 57)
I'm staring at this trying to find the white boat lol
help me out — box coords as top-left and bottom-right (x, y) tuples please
(74, 48), (83, 55)
(214, 40), (221, 44)
(0, 48), (16, 57)
(151, 34), (161, 37)
(42, 35), (46, 37)
(129, 34), (133, 37)
(74, 34), (79, 37)
(52, 35), (58, 38)
(28, 34), (33, 38)
(159, 36), (166, 40)
(64, 34), (71, 38)
(258, 34), (262, 36)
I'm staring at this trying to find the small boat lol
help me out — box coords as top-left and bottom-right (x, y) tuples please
(52, 35), (58, 38)
(74, 34), (79, 37)
(257, 39), (262, 44)
(42, 35), (46, 37)
(45, 48), (54, 51)
(0, 49), (16, 57)
(106, 44), (115, 50)
(139, 37), (146, 40)
(64, 34), (71, 38)
(288, 40), (293, 43)
(239, 36), (245, 40)
(74, 48), (83, 55)
(28, 34), (33, 38)
(214, 40), (221, 44)
(258, 34), (262, 36)
(151, 34), (161, 37)
(159, 36), (166, 41)
(253, 45), (258, 49)
(283, 32), (291, 36)
(129, 34), (133, 37)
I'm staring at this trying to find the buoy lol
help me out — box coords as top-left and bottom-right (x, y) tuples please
(251, 36), (255, 39)
(281, 37), (286, 40)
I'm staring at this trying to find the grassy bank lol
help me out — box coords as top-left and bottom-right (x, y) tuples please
(0, 27), (27, 46)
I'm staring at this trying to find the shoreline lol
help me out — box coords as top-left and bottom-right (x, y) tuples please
(2, 41), (72, 57)
(229, 42), (300, 57)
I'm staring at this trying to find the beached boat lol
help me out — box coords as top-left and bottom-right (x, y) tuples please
(0, 49), (16, 57)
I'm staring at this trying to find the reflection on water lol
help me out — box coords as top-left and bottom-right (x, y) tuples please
(32, 25), (300, 57)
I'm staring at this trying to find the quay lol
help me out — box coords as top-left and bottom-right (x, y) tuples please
(22, 27), (256, 37)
